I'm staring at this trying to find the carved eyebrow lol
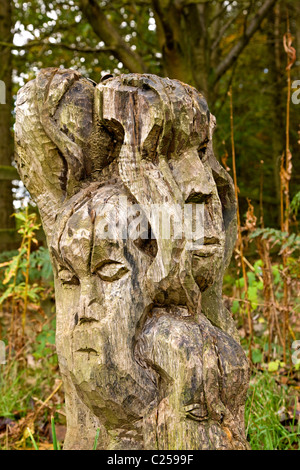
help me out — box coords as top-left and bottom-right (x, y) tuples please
(51, 246), (79, 278)
(50, 247), (66, 272)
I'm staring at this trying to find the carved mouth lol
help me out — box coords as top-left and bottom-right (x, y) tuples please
(73, 321), (101, 357)
(190, 236), (221, 257)
(193, 245), (221, 258)
(76, 347), (98, 354)
(75, 348), (98, 360)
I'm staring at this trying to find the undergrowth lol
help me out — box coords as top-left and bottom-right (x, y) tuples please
(245, 369), (299, 450)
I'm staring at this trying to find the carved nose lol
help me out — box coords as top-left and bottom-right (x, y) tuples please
(185, 191), (212, 204)
(169, 149), (215, 203)
(76, 280), (102, 325)
(77, 299), (100, 325)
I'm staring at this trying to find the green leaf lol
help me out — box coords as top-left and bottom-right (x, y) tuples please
(93, 428), (101, 450)
(235, 277), (244, 288)
(268, 360), (280, 372)
(247, 271), (256, 285)
(232, 300), (240, 314)
(248, 285), (258, 310)
(252, 349), (263, 364)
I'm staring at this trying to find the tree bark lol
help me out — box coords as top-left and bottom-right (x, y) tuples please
(152, 1), (210, 96)
(0, 0), (15, 251)
(15, 69), (250, 450)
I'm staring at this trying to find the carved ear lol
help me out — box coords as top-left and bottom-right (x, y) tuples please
(15, 68), (96, 238)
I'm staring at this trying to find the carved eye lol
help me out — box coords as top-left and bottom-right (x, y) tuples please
(95, 261), (129, 282)
(59, 268), (80, 286)
(198, 137), (209, 161)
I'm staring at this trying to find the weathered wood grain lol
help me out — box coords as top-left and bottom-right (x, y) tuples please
(15, 69), (250, 450)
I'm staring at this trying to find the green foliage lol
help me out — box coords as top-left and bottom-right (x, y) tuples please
(251, 348), (263, 364)
(23, 417), (61, 450)
(26, 427), (39, 450)
(0, 282), (44, 305)
(93, 428), (101, 451)
(250, 228), (300, 256)
(29, 247), (53, 282)
(250, 228), (300, 281)
(0, 250), (19, 290)
(33, 319), (56, 361)
(51, 416), (61, 451)
(0, 352), (57, 421)
(23, 417), (97, 450)
(0, 211), (53, 305)
(235, 261), (264, 311)
(12, 0), (160, 84)
(290, 191), (300, 218)
(0, 210), (57, 437)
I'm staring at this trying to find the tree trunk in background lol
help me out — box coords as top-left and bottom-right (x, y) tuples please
(152, 1), (210, 97)
(0, 0), (15, 251)
(266, 4), (285, 223)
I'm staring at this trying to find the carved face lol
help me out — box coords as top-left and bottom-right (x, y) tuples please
(94, 75), (228, 295)
(167, 132), (226, 292)
(52, 187), (159, 428)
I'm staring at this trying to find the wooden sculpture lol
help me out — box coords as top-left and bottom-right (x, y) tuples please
(15, 69), (249, 450)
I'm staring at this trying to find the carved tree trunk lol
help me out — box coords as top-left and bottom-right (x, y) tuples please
(15, 69), (250, 450)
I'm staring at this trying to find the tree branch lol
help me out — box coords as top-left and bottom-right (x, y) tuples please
(209, 1), (234, 25)
(211, 6), (245, 52)
(214, 0), (277, 84)
(0, 40), (115, 53)
(78, 0), (147, 73)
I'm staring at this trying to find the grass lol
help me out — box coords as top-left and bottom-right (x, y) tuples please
(0, 315), (64, 450)
(0, 321), (59, 421)
(245, 369), (300, 450)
